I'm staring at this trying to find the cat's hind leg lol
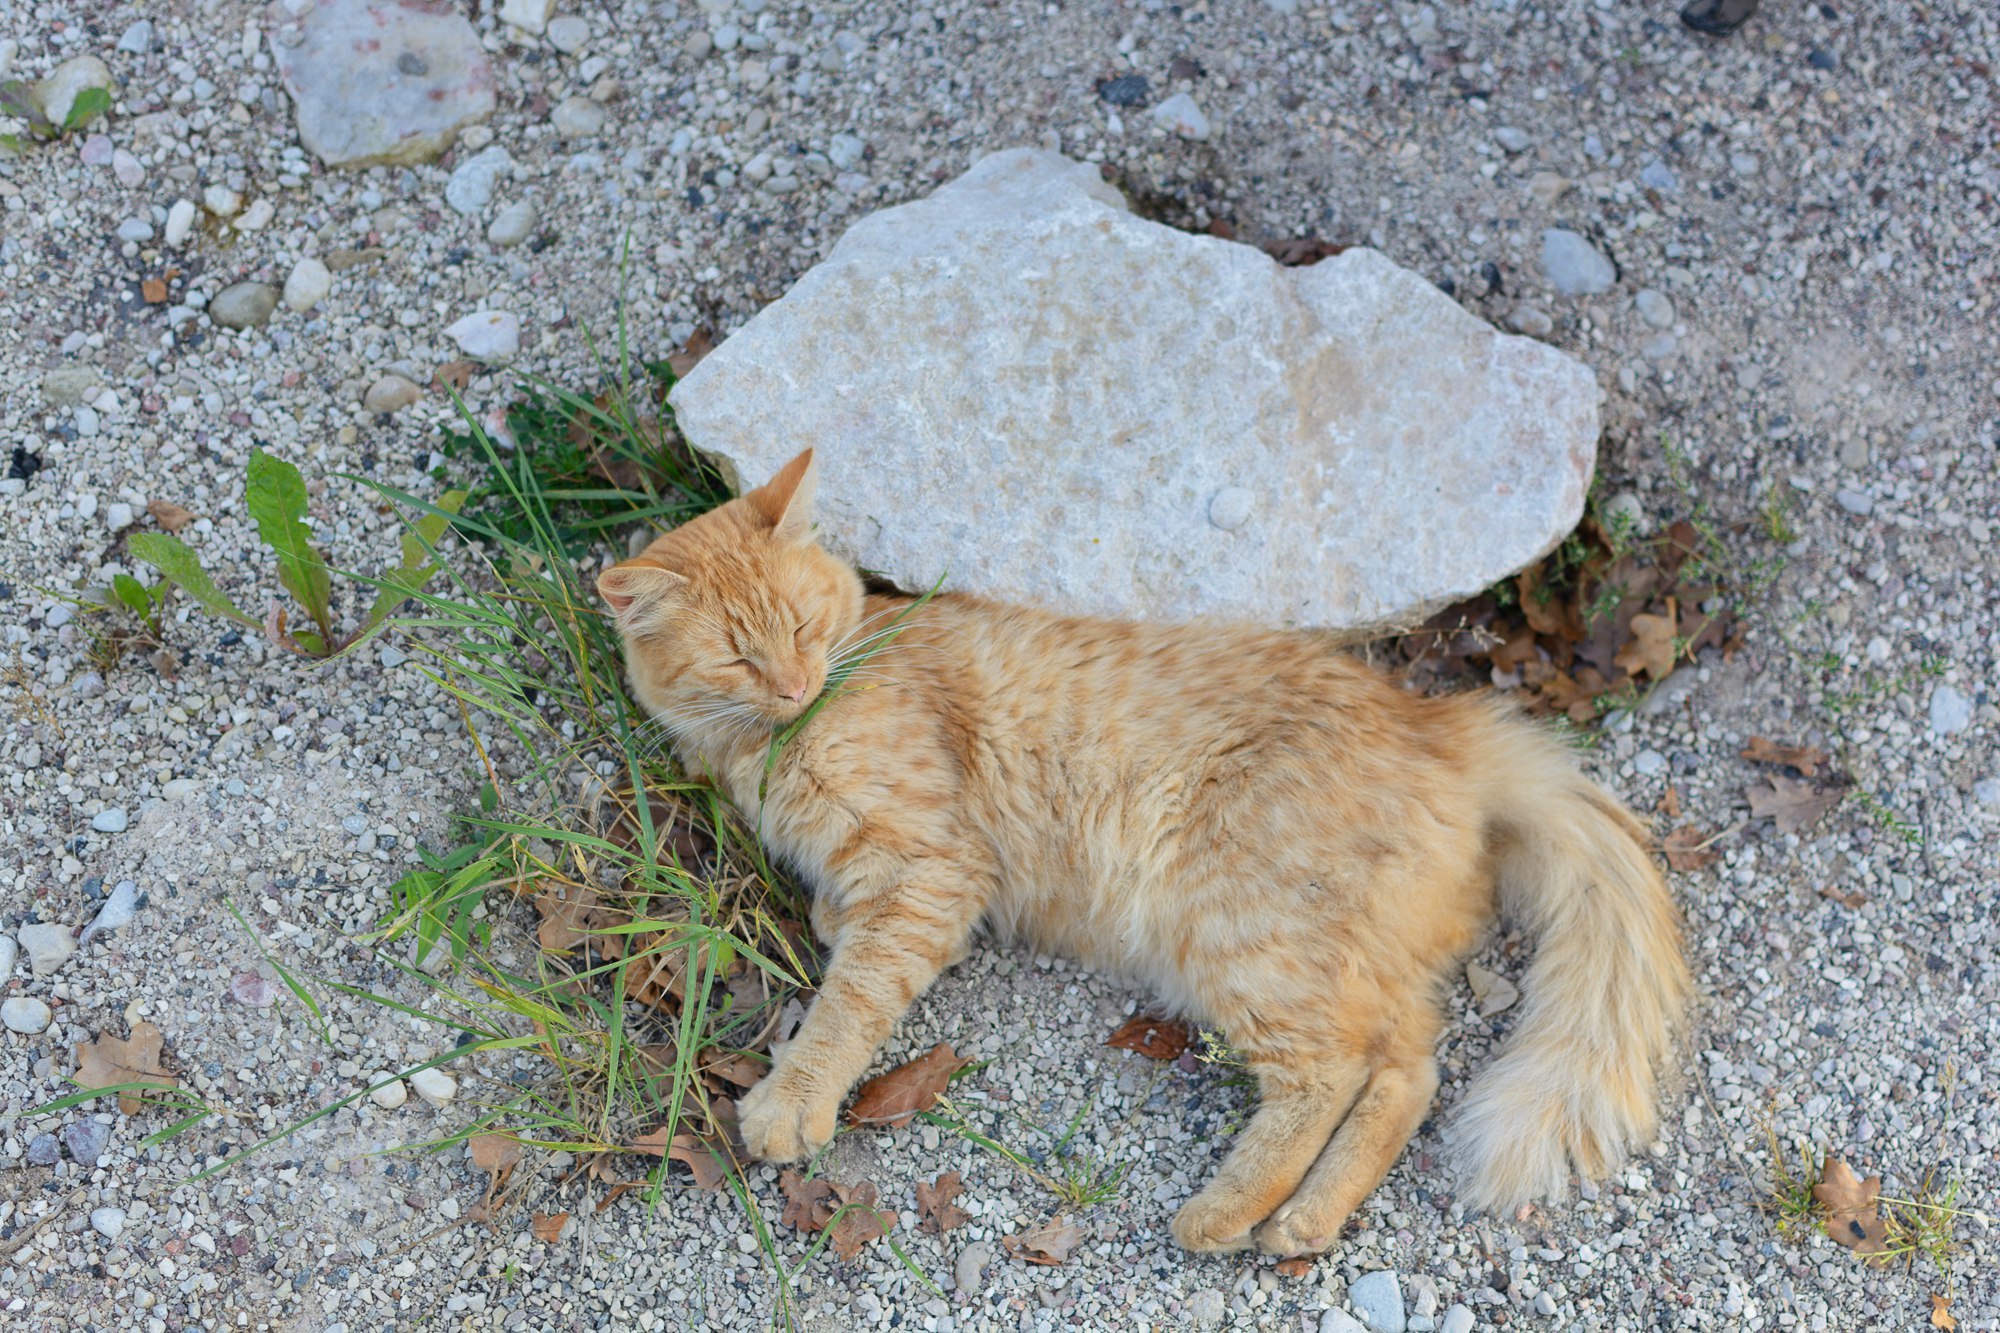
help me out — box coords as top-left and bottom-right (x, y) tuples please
(1252, 1007), (1442, 1256)
(1170, 1054), (1371, 1252)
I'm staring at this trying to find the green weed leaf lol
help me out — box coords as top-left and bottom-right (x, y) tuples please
(110, 573), (153, 619)
(62, 85), (111, 131)
(128, 532), (257, 627)
(365, 488), (467, 627)
(246, 448), (334, 642)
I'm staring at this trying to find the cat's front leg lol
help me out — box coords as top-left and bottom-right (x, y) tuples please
(739, 869), (983, 1162)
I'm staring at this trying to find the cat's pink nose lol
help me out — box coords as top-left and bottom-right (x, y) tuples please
(783, 681), (809, 704)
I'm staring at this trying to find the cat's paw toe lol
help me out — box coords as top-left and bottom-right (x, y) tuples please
(737, 1079), (837, 1162)
(1253, 1206), (1336, 1257)
(1170, 1194), (1256, 1253)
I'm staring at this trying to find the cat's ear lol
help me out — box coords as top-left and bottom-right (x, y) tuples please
(596, 559), (688, 633)
(745, 448), (817, 545)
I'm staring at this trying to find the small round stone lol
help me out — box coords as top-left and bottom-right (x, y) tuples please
(92, 807), (129, 833)
(1, 997), (52, 1034)
(367, 1073), (409, 1109)
(410, 1067), (457, 1106)
(1207, 486), (1255, 532)
(89, 1207), (126, 1240)
(283, 257), (332, 312)
(209, 282), (279, 331)
(363, 374), (423, 414)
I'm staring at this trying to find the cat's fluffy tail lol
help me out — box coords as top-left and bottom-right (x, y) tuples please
(1448, 705), (1691, 1211)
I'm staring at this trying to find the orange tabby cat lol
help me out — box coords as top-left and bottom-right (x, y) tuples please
(599, 448), (1688, 1254)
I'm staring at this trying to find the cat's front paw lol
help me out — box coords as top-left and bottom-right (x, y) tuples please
(1169, 1190), (1258, 1253)
(736, 1072), (839, 1162)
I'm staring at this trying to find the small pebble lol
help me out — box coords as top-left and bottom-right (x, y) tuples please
(546, 15), (591, 54)
(1440, 1307), (1475, 1333)
(445, 310), (521, 361)
(487, 197), (537, 248)
(1149, 92), (1210, 141)
(283, 257), (332, 312)
(25, 1133), (61, 1167)
(1493, 126), (1532, 153)
(229, 971), (279, 1007)
(410, 1067), (458, 1106)
(1928, 685), (1973, 737)
(1533, 1292), (1558, 1317)
(1507, 306), (1554, 338)
(63, 1120), (112, 1160)
(209, 282), (279, 331)
(18, 923), (77, 976)
(1, 997), (52, 1035)
(1541, 229), (1616, 296)
(1348, 1270), (1405, 1333)
(79, 880), (139, 944)
(1634, 288), (1675, 329)
(91, 807), (130, 833)
(1322, 1313), (1368, 1333)
(164, 199), (198, 246)
(90, 1207), (126, 1241)
(364, 374), (423, 414)
(367, 1073), (409, 1109)
(551, 95), (606, 138)
(1834, 488), (1874, 516)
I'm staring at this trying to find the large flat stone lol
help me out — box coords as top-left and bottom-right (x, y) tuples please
(672, 149), (1600, 632)
(267, 0), (496, 169)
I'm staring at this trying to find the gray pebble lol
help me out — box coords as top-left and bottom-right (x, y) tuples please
(1, 997), (52, 1034)
(1188, 1288), (1227, 1328)
(487, 197), (538, 248)
(1348, 1269), (1406, 1332)
(0, 935), (15, 979)
(1208, 486), (1255, 532)
(209, 282), (279, 331)
(91, 807), (129, 833)
(1639, 158), (1677, 192)
(1541, 229), (1616, 297)
(1507, 305), (1554, 338)
(546, 15), (590, 54)
(116, 218), (156, 243)
(117, 19), (154, 54)
(953, 1239), (993, 1294)
(25, 1134), (61, 1167)
(363, 374), (423, 414)
(1321, 1311), (1368, 1333)
(1928, 685), (1973, 737)
(1634, 748), (1667, 776)
(713, 24), (740, 52)
(1533, 1291), (1557, 1317)
(445, 146), (516, 216)
(1835, 487), (1874, 516)
(1971, 777), (2000, 809)
(551, 95), (606, 138)
(18, 923), (77, 976)
(1493, 126), (1532, 153)
(1634, 288), (1675, 329)
(1440, 1306), (1475, 1333)
(89, 1206), (126, 1241)
(63, 1118), (111, 1164)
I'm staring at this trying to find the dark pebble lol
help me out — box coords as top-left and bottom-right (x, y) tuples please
(25, 1134), (61, 1167)
(62, 1119), (111, 1164)
(397, 53), (429, 77)
(1807, 48), (1838, 71)
(1096, 74), (1150, 107)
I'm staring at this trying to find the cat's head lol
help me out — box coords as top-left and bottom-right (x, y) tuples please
(597, 448), (865, 731)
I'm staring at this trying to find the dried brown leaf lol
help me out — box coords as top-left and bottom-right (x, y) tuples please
(846, 1043), (970, 1128)
(142, 277), (168, 304)
(1104, 1013), (1193, 1061)
(1003, 1217), (1085, 1266)
(434, 360), (477, 392)
(1813, 1158), (1890, 1262)
(1614, 606), (1680, 681)
(534, 884), (622, 955)
(627, 1126), (735, 1190)
(1274, 1256), (1315, 1278)
(74, 1022), (178, 1114)
(469, 1131), (522, 1203)
(915, 1171), (970, 1235)
(1659, 784), (1683, 819)
(825, 1180), (895, 1260)
(1662, 826), (1718, 872)
(1932, 1294), (1957, 1330)
(1747, 775), (1842, 835)
(667, 326), (715, 380)
(594, 1180), (646, 1212)
(1819, 885), (1868, 909)
(701, 1049), (767, 1090)
(1741, 736), (1830, 779)
(530, 1211), (570, 1243)
(779, 1168), (838, 1232)
(147, 500), (196, 532)
(1262, 236), (1349, 267)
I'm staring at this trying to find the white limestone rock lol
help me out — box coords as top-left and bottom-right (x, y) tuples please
(267, 0), (496, 168)
(672, 150), (1600, 632)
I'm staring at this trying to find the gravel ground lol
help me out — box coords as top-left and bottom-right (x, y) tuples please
(3, 1), (1997, 1330)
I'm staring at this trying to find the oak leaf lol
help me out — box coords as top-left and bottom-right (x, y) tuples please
(777, 1170), (895, 1259)
(1932, 1294), (1957, 1330)
(1813, 1158), (1889, 1262)
(846, 1043), (970, 1128)
(75, 1022), (179, 1114)
(468, 1131), (522, 1207)
(1740, 736), (1829, 778)
(433, 360), (477, 392)
(1614, 607), (1680, 681)
(1105, 1013), (1193, 1061)
(915, 1170), (970, 1235)
(1747, 775), (1842, 835)
(147, 500), (196, 531)
(1002, 1216), (1084, 1266)
(530, 1211), (569, 1243)
(626, 1126), (734, 1190)
(1662, 826), (1718, 872)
